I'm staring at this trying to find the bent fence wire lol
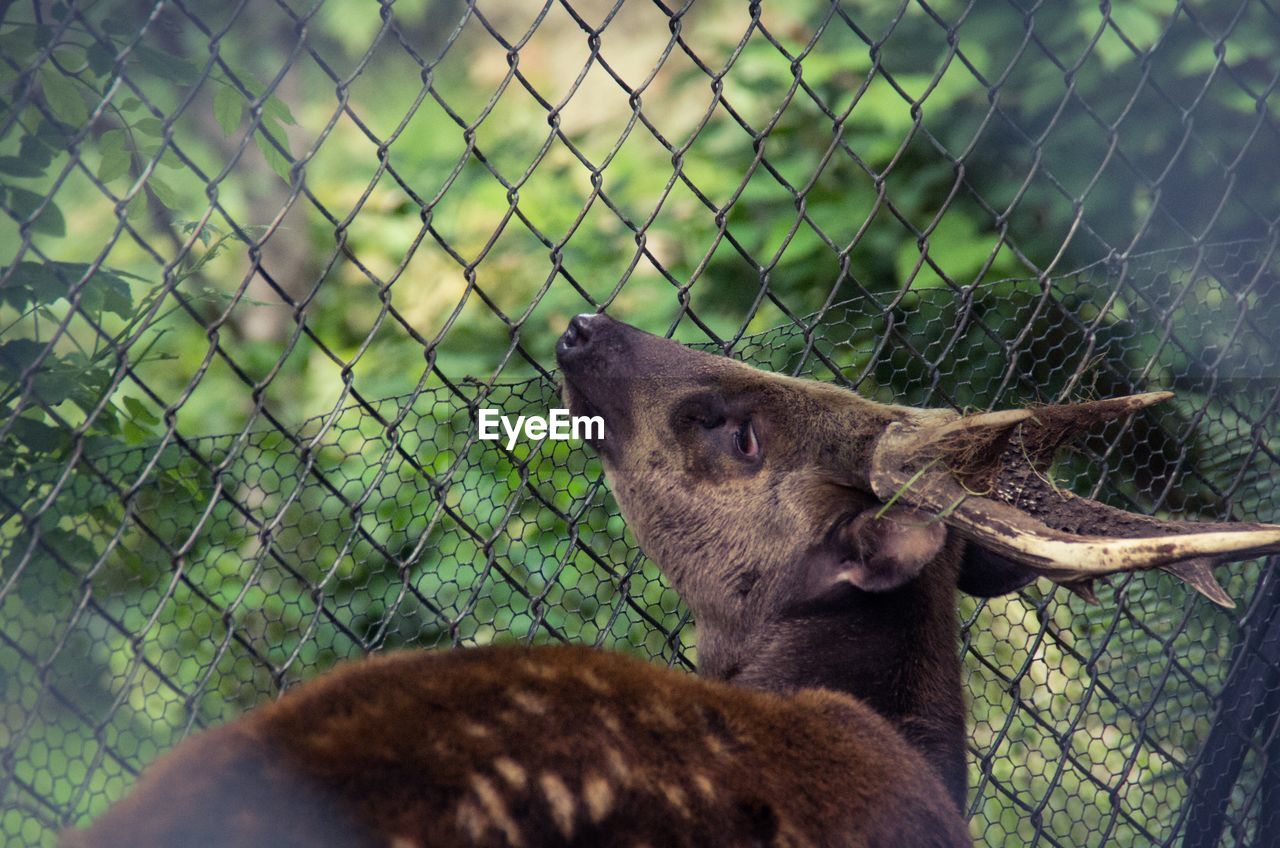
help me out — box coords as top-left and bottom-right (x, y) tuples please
(2, 0), (1279, 845)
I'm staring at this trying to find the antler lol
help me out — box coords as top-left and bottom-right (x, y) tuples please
(870, 392), (1280, 607)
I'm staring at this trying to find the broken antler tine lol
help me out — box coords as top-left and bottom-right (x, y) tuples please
(1072, 390), (1173, 414)
(1025, 392), (1173, 431)
(925, 392), (1171, 450)
(889, 392), (1175, 493)
(1061, 578), (1103, 606)
(1014, 391), (1176, 470)
(1061, 563), (1234, 608)
(1159, 558), (1236, 609)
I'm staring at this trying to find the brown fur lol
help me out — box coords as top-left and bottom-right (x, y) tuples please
(62, 646), (968, 847)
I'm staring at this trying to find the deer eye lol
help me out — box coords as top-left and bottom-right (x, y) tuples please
(700, 414), (727, 430)
(733, 420), (759, 459)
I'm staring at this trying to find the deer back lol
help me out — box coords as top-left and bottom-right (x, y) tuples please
(62, 644), (971, 848)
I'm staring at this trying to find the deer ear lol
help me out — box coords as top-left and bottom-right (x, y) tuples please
(957, 545), (1038, 598)
(803, 507), (947, 601)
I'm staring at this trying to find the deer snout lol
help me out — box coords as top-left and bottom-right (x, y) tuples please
(556, 312), (630, 389)
(559, 312), (598, 349)
(556, 313), (641, 450)
(556, 312), (613, 360)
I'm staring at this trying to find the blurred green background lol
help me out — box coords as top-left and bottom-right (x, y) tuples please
(2, 0), (1280, 845)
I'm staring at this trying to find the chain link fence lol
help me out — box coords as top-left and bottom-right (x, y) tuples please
(3, 1), (1280, 845)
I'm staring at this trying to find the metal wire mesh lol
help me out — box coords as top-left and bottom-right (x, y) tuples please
(2, 1), (1279, 845)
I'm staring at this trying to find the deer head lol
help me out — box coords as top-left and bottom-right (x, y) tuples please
(556, 312), (1280, 804)
(557, 312), (1279, 609)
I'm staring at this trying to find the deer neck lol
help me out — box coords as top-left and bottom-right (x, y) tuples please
(696, 548), (968, 811)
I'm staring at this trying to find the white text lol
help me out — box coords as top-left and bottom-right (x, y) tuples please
(477, 408), (604, 449)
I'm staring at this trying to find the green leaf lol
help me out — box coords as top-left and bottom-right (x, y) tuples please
(66, 362), (114, 414)
(0, 27), (48, 64)
(0, 156), (44, 177)
(213, 84), (244, 135)
(231, 68), (266, 98)
(264, 94), (296, 126)
(19, 134), (55, 170)
(1, 261), (134, 318)
(98, 128), (126, 155)
(91, 406), (120, 436)
(79, 269), (134, 319)
(122, 396), (159, 426)
(124, 194), (149, 224)
(6, 415), (67, 454)
(147, 174), (178, 210)
(40, 67), (89, 127)
(6, 356), (86, 409)
(8, 187), (66, 237)
(255, 133), (292, 183)
(133, 44), (199, 85)
(0, 262), (69, 310)
(132, 116), (164, 138)
(80, 407), (119, 438)
(97, 148), (130, 183)
(86, 42), (117, 77)
(96, 129), (131, 182)
(121, 418), (150, 444)
(167, 466), (202, 499)
(226, 65), (296, 125)
(0, 339), (47, 377)
(179, 220), (218, 246)
(32, 115), (70, 146)
(157, 148), (185, 170)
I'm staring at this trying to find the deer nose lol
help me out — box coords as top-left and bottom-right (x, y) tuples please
(559, 313), (602, 353)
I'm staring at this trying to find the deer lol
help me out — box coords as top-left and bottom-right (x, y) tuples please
(62, 314), (1280, 848)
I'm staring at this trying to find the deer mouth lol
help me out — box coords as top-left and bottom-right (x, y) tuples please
(556, 314), (630, 449)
